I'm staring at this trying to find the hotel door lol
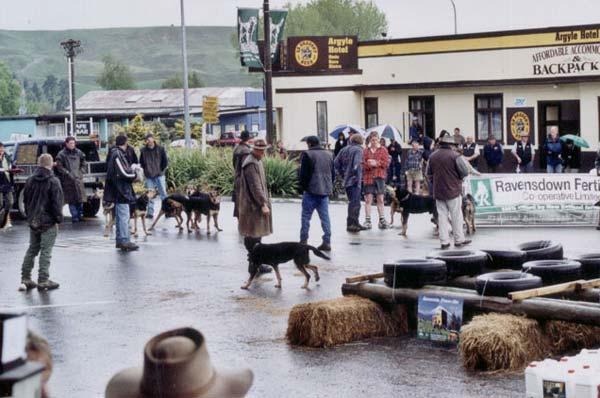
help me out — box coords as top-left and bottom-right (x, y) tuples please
(537, 100), (580, 168)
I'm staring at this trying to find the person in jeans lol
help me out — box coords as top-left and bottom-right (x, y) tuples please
(55, 136), (86, 223)
(544, 127), (563, 173)
(140, 133), (168, 219)
(363, 132), (390, 229)
(105, 135), (139, 252)
(334, 133), (366, 232)
(0, 142), (14, 228)
(299, 136), (334, 251)
(511, 133), (535, 173)
(427, 135), (470, 250)
(19, 154), (63, 291)
(483, 135), (503, 173)
(405, 140), (424, 194)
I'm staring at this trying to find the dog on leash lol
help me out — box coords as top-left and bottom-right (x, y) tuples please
(148, 193), (186, 231)
(388, 186), (438, 236)
(241, 242), (330, 290)
(130, 190), (157, 237)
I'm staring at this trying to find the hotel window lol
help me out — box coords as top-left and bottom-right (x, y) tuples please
(475, 94), (503, 142)
(409, 96), (435, 139)
(316, 101), (328, 142)
(364, 97), (378, 129)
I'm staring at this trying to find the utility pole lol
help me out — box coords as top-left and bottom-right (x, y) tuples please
(60, 39), (82, 136)
(180, 0), (191, 148)
(449, 0), (458, 35)
(263, 0), (275, 144)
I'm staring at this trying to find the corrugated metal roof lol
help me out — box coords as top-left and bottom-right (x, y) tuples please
(75, 87), (261, 112)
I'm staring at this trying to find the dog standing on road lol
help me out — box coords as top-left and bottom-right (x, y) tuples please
(148, 194), (186, 231)
(130, 190), (157, 237)
(462, 194), (476, 235)
(241, 242), (329, 290)
(185, 190), (222, 234)
(388, 186), (438, 236)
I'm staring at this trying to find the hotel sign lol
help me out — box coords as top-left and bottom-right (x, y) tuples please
(532, 43), (600, 76)
(287, 36), (358, 72)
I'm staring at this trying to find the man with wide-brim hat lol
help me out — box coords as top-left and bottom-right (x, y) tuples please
(105, 328), (253, 398)
(426, 133), (471, 250)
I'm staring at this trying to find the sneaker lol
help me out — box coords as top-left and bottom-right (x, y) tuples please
(440, 243), (451, 250)
(455, 240), (472, 248)
(378, 219), (389, 230)
(317, 242), (331, 251)
(37, 280), (59, 291)
(364, 220), (372, 230)
(18, 279), (37, 291)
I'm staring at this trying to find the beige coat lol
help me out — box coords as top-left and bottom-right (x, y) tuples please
(238, 153), (272, 238)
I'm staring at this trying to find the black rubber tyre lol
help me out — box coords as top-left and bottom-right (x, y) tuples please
(427, 250), (488, 277)
(522, 260), (582, 285)
(517, 240), (563, 261)
(83, 197), (101, 218)
(481, 249), (527, 270)
(570, 254), (600, 279)
(475, 271), (543, 297)
(383, 259), (447, 288)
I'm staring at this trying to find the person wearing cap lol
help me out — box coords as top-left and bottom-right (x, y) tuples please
(299, 135), (334, 251)
(55, 136), (86, 223)
(511, 133), (535, 173)
(0, 141), (14, 227)
(19, 154), (64, 291)
(238, 139), (272, 264)
(483, 135), (504, 173)
(232, 130), (252, 218)
(409, 116), (422, 142)
(105, 135), (139, 252)
(105, 327), (253, 398)
(139, 133), (168, 219)
(427, 135), (471, 250)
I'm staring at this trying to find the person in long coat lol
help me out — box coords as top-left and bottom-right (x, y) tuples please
(232, 130), (252, 218)
(55, 136), (86, 223)
(238, 139), (272, 252)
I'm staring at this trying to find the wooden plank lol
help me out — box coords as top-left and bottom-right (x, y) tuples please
(579, 278), (600, 289)
(341, 282), (600, 327)
(508, 280), (586, 301)
(345, 273), (384, 284)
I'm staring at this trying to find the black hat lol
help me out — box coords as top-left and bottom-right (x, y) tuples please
(305, 135), (320, 147)
(145, 133), (154, 140)
(240, 130), (250, 142)
(115, 135), (128, 146)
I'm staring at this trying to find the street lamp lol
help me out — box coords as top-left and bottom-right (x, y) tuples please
(449, 0), (458, 35)
(60, 39), (82, 137)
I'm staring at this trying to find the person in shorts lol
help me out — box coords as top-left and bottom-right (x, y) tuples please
(362, 132), (390, 229)
(405, 140), (424, 194)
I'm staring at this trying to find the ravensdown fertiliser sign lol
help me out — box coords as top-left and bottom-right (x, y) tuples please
(464, 174), (600, 226)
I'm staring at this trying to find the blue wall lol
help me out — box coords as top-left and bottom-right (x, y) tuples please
(0, 119), (37, 142)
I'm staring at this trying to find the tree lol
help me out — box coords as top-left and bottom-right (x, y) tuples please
(30, 82), (42, 103)
(55, 79), (70, 111)
(284, 0), (388, 41)
(42, 75), (58, 102)
(161, 71), (204, 89)
(96, 55), (135, 90)
(117, 114), (150, 148)
(172, 119), (202, 140)
(0, 62), (21, 115)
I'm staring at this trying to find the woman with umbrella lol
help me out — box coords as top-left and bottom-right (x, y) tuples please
(334, 133), (347, 157)
(562, 137), (582, 173)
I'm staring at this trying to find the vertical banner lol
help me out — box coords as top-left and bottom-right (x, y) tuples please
(507, 107), (535, 145)
(238, 8), (261, 68)
(269, 9), (288, 63)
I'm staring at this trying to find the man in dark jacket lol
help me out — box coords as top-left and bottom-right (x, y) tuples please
(140, 133), (168, 219)
(19, 154), (64, 291)
(55, 136), (86, 223)
(427, 135), (470, 249)
(562, 139), (581, 173)
(232, 130), (252, 218)
(387, 138), (402, 183)
(335, 134), (366, 232)
(299, 136), (334, 251)
(544, 127), (563, 173)
(483, 135), (503, 173)
(105, 135), (139, 251)
(0, 142), (14, 228)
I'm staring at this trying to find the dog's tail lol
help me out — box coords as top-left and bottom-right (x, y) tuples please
(307, 245), (330, 260)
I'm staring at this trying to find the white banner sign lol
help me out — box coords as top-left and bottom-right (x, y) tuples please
(464, 174), (600, 226)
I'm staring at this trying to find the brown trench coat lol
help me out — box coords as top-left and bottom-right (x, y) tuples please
(237, 153), (272, 238)
(232, 142), (252, 218)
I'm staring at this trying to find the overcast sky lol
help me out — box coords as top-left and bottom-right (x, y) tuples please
(2, 0), (600, 38)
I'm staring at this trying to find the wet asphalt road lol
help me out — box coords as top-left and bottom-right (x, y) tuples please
(2, 201), (597, 397)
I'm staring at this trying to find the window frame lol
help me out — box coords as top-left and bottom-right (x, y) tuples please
(364, 97), (379, 130)
(474, 93), (504, 143)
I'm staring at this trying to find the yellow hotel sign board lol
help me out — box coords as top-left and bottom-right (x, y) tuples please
(202, 96), (219, 124)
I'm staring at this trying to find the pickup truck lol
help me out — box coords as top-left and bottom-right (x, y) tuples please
(9, 138), (106, 218)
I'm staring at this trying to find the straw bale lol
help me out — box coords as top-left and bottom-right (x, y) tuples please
(286, 296), (407, 348)
(543, 321), (600, 353)
(459, 313), (550, 372)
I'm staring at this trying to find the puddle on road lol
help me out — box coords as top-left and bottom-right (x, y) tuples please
(231, 295), (289, 316)
(159, 290), (194, 302)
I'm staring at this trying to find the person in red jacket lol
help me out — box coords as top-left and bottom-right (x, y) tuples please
(363, 132), (390, 229)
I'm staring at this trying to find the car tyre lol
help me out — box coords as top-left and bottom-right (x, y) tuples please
(481, 249), (527, 270)
(522, 259), (582, 285)
(571, 253), (600, 279)
(475, 271), (543, 297)
(427, 249), (488, 277)
(383, 259), (447, 288)
(517, 240), (563, 261)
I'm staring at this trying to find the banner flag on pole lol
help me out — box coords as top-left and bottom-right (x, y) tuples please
(269, 9), (288, 63)
(237, 8), (262, 68)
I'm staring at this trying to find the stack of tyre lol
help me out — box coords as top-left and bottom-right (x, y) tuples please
(382, 240), (600, 298)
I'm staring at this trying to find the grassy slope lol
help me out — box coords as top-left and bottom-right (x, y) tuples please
(0, 26), (260, 98)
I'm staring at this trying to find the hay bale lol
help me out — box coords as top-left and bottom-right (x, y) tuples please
(286, 296), (406, 348)
(459, 313), (550, 372)
(543, 321), (600, 353)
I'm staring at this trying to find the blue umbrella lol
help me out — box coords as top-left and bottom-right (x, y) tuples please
(371, 124), (402, 142)
(329, 124), (367, 140)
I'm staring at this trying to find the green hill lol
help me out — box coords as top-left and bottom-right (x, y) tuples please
(0, 26), (260, 99)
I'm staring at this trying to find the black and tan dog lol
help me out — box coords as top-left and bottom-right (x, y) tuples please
(130, 190), (158, 237)
(388, 186), (438, 236)
(148, 193), (186, 231)
(462, 194), (476, 235)
(241, 242), (330, 290)
(185, 189), (222, 234)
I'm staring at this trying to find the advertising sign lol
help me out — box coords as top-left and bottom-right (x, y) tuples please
(202, 96), (219, 124)
(417, 295), (463, 344)
(465, 174), (600, 226)
(287, 36), (358, 72)
(238, 8), (261, 68)
(506, 107), (535, 145)
(531, 43), (600, 77)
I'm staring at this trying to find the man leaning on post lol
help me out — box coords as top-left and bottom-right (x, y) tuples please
(19, 154), (64, 291)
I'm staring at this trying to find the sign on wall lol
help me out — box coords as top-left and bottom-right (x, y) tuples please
(506, 107), (535, 145)
(287, 36), (358, 72)
(531, 43), (600, 77)
(465, 174), (600, 226)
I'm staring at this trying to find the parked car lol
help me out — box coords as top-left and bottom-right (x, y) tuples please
(214, 132), (241, 147)
(10, 138), (106, 218)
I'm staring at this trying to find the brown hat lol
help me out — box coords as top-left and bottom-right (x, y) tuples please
(105, 328), (253, 398)
(250, 139), (269, 151)
(439, 135), (458, 145)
